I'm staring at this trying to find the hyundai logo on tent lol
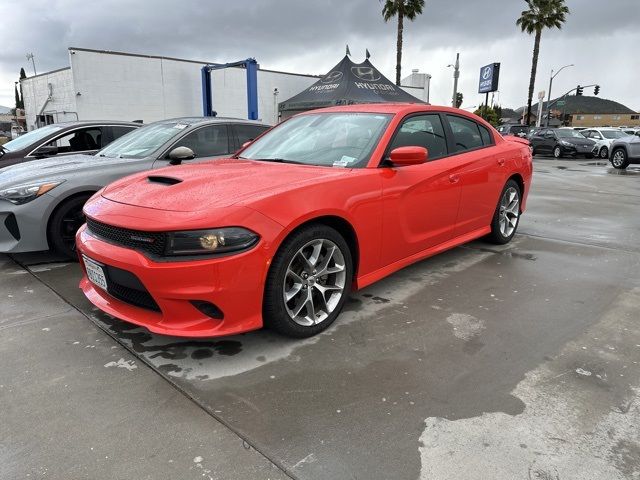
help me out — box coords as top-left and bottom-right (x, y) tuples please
(478, 63), (500, 93)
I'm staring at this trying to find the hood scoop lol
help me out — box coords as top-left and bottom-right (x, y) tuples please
(147, 175), (182, 186)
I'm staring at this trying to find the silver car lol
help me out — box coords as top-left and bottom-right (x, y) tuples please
(0, 117), (269, 258)
(610, 132), (640, 169)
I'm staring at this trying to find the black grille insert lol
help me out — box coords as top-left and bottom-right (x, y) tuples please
(86, 218), (166, 256)
(103, 264), (161, 312)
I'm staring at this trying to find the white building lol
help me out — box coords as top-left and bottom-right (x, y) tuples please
(21, 47), (430, 130)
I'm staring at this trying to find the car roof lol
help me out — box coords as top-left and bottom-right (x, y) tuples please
(150, 117), (269, 126)
(302, 103), (469, 116)
(46, 120), (141, 128)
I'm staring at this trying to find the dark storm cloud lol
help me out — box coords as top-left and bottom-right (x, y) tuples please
(2, 0), (639, 108)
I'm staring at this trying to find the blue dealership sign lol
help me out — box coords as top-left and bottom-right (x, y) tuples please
(478, 63), (500, 93)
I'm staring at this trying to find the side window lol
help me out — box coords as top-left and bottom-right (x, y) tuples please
(46, 127), (102, 153)
(176, 125), (230, 157)
(389, 114), (447, 160)
(479, 124), (493, 145)
(446, 115), (484, 152)
(110, 126), (137, 143)
(235, 124), (268, 146)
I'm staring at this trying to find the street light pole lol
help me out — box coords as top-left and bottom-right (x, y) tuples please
(449, 53), (460, 108)
(26, 53), (37, 76)
(545, 63), (573, 127)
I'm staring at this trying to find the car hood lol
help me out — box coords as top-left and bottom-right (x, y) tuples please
(101, 158), (350, 212)
(0, 154), (142, 187)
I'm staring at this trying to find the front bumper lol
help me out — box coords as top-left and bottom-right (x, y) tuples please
(77, 224), (273, 337)
(0, 196), (53, 253)
(561, 144), (593, 157)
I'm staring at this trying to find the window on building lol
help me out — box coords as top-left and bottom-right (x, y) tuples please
(594, 115), (602, 120)
(446, 115), (484, 152)
(389, 114), (448, 160)
(613, 115), (621, 120)
(576, 115), (584, 120)
(631, 115), (639, 120)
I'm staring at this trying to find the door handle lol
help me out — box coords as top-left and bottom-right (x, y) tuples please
(497, 158), (506, 166)
(449, 174), (460, 184)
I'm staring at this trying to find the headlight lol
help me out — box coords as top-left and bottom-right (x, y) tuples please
(0, 181), (64, 205)
(560, 140), (572, 147)
(165, 227), (259, 256)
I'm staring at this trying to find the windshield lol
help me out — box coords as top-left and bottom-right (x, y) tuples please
(509, 126), (530, 134)
(98, 122), (188, 158)
(239, 113), (393, 168)
(1, 125), (63, 153)
(602, 130), (627, 139)
(555, 129), (587, 139)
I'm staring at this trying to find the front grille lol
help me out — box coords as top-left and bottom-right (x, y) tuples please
(86, 218), (166, 256)
(107, 281), (161, 312)
(102, 264), (161, 312)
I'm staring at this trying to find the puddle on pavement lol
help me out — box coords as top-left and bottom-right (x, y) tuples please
(606, 168), (640, 176)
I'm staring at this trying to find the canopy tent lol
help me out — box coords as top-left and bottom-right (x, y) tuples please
(278, 55), (423, 119)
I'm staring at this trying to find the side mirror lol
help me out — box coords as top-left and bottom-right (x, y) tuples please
(168, 146), (196, 165)
(389, 146), (428, 166)
(34, 145), (58, 158)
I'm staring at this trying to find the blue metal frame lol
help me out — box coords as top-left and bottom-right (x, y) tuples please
(201, 58), (259, 120)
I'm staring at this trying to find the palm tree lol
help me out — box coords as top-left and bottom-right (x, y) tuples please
(517, 0), (569, 126)
(382, 0), (425, 86)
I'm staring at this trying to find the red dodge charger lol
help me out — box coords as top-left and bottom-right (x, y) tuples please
(77, 104), (532, 338)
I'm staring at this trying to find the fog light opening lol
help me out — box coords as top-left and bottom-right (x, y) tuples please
(190, 300), (224, 319)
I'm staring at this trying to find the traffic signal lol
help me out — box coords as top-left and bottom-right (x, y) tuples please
(576, 85), (584, 96)
(594, 85), (600, 96)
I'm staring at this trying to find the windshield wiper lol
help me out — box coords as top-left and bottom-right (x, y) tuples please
(252, 158), (305, 165)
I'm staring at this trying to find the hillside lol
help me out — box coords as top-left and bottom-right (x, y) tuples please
(518, 95), (636, 115)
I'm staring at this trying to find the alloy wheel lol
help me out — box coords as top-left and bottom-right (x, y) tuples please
(498, 187), (520, 238)
(612, 150), (625, 168)
(553, 147), (561, 158)
(283, 239), (346, 327)
(60, 206), (85, 253)
(599, 147), (608, 159)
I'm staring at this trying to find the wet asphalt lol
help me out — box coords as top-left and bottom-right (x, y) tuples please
(2, 157), (639, 479)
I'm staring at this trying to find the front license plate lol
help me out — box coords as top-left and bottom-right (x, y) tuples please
(83, 255), (108, 291)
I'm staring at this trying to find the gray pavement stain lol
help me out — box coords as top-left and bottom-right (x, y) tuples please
(8, 158), (640, 479)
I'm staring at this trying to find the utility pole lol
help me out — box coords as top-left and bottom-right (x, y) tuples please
(545, 63), (573, 126)
(26, 53), (37, 75)
(449, 53), (460, 108)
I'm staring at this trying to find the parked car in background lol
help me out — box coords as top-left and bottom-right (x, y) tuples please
(0, 117), (269, 258)
(529, 127), (596, 158)
(621, 127), (640, 136)
(497, 124), (530, 138)
(76, 104), (532, 339)
(0, 121), (141, 169)
(609, 133), (640, 169)
(580, 127), (629, 159)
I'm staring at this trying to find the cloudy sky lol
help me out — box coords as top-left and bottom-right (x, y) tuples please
(2, 0), (639, 111)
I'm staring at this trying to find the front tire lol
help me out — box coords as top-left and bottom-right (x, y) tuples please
(263, 224), (353, 338)
(48, 194), (92, 259)
(553, 146), (562, 159)
(486, 180), (521, 245)
(611, 148), (629, 169)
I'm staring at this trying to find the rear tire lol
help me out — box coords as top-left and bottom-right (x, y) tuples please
(486, 180), (521, 245)
(610, 148), (629, 169)
(263, 224), (353, 338)
(599, 146), (609, 159)
(48, 194), (92, 260)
